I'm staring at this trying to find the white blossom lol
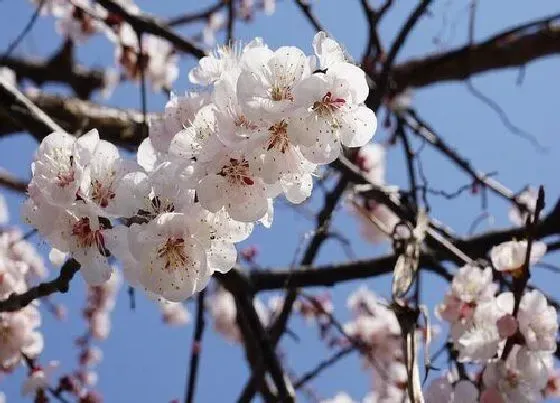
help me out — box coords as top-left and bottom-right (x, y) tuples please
(518, 289), (558, 352)
(490, 240), (547, 275)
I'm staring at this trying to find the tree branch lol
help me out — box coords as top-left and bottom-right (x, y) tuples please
(185, 290), (206, 403)
(167, 2), (225, 27)
(216, 270), (294, 402)
(389, 17), (560, 93)
(0, 77), (64, 137)
(0, 170), (27, 193)
(0, 259), (80, 313)
(1, 44), (107, 99)
(0, 91), (149, 148)
(293, 0), (325, 33)
(293, 346), (354, 389)
(249, 199), (560, 290)
(96, 0), (206, 59)
(370, 0), (433, 110)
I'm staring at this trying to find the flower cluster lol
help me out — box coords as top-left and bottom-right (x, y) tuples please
(436, 241), (558, 402)
(343, 287), (408, 402)
(0, 200), (46, 372)
(22, 32), (378, 304)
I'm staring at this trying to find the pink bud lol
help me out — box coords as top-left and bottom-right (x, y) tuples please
(480, 387), (505, 403)
(497, 314), (518, 338)
(240, 245), (258, 262)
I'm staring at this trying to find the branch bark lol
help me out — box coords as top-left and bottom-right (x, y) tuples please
(0, 259), (80, 313)
(389, 20), (560, 93)
(0, 91), (149, 148)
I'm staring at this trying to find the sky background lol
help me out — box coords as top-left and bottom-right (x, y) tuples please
(1, 0), (560, 402)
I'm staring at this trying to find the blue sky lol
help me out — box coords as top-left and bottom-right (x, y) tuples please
(1, 0), (559, 401)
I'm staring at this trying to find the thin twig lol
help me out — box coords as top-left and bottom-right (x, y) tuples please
(293, 346), (354, 389)
(371, 0), (433, 110)
(167, 2), (225, 27)
(1, 0), (46, 62)
(185, 290), (206, 403)
(293, 0), (325, 32)
(96, 0), (205, 58)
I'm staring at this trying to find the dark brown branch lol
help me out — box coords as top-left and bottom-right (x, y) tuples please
(1, 43), (107, 99)
(268, 177), (348, 354)
(216, 270), (294, 402)
(370, 0), (433, 110)
(403, 110), (525, 210)
(249, 254), (451, 291)
(293, 346), (354, 389)
(249, 198), (560, 290)
(359, 0), (393, 62)
(226, 0), (235, 44)
(0, 91), (149, 148)
(389, 18), (560, 93)
(185, 290), (206, 403)
(167, 2), (225, 27)
(1, 0), (45, 61)
(293, 0), (325, 33)
(0, 259), (80, 312)
(0, 78), (64, 137)
(96, 0), (206, 59)
(0, 170), (27, 193)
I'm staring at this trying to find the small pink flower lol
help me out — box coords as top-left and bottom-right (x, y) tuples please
(497, 314), (518, 338)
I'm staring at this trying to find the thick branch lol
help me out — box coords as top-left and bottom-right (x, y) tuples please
(0, 78), (64, 136)
(390, 21), (560, 93)
(249, 200), (560, 290)
(1, 53), (106, 99)
(216, 270), (294, 401)
(0, 259), (80, 312)
(0, 92), (149, 148)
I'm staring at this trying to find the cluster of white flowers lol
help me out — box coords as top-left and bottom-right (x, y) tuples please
(0, 198), (46, 372)
(343, 287), (408, 402)
(435, 241), (558, 402)
(22, 32), (378, 305)
(31, 0), (178, 91)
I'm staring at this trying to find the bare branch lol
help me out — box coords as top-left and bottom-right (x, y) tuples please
(370, 0), (433, 110)
(96, 0), (206, 59)
(390, 17), (560, 93)
(293, 0), (325, 33)
(0, 170), (27, 193)
(402, 110), (527, 210)
(185, 290), (206, 403)
(249, 199), (560, 290)
(0, 259), (80, 313)
(293, 346), (354, 389)
(1, 42), (107, 99)
(0, 91), (149, 148)
(0, 78), (64, 137)
(216, 270), (294, 401)
(167, 2), (225, 27)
